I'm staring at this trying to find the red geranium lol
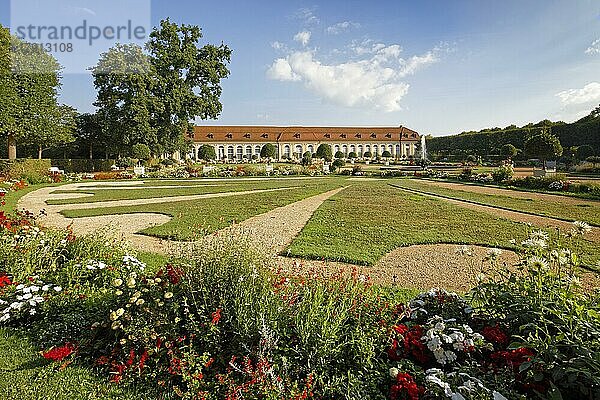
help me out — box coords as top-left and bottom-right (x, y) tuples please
(388, 325), (429, 365)
(0, 274), (12, 288)
(481, 324), (509, 347)
(491, 347), (535, 370)
(211, 308), (222, 325)
(42, 342), (76, 362)
(390, 372), (422, 400)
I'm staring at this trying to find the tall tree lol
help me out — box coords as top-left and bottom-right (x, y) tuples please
(29, 104), (77, 159)
(145, 19), (232, 153)
(260, 143), (277, 160)
(91, 44), (156, 158)
(524, 130), (563, 168)
(0, 26), (63, 159)
(75, 113), (105, 159)
(315, 143), (333, 161)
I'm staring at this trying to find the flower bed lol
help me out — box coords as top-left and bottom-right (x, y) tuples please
(0, 196), (598, 399)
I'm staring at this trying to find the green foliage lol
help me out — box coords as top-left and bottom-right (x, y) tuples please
(470, 231), (600, 399)
(131, 143), (151, 161)
(315, 143), (332, 161)
(331, 159), (345, 172)
(348, 151), (358, 159)
(500, 143), (518, 158)
(363, 151), (372, 158)
(146, 19), (232, 154)
(491, 164), (514, 182)
(74, 113), (105, 159)
(524, 131), (563, 163)
(335, 151), (344, 159)
(0, 159), (51, 183)
(0, 27), (68, 159)
(301, 151), (312, 166)
(197, 144), (216, 161)
(576, 144), (595, 160)
(260, 143), (277, 159)
(381, 151), (391, 158)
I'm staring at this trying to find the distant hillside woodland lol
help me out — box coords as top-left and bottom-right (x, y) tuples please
(427, 105), (600, 161)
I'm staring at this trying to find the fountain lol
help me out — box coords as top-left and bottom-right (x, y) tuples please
(420, 135), (428, 167)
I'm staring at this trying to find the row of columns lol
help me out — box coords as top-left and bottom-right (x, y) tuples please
(191, 142), (417, 161)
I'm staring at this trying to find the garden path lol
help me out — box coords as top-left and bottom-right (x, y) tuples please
(393, 183), (600, 243)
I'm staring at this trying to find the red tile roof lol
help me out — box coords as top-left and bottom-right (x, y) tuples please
(191, 126), (419, 143)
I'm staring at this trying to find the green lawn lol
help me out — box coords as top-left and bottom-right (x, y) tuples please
(61, 179), (345, 240)
(395, 179), (600, 226)
(48, 177), (334, 205)
(0, 328), (154, 400)
(285, 181), (599, 267)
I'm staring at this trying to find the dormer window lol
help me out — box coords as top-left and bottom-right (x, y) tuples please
(340, 133), (347, 138)
(370, 133), (377, 138)
(355, 133), (362, 138)
(293, 133), (300, 139)
(244, 133), (251, 138)
(324, 133), (331, 138)
(187, 132), (195, 139)
(207, 133), (214, 139)
(385, 133), (392, 138)
(225, 133), (233, 139)
(261, 133), (269, 138)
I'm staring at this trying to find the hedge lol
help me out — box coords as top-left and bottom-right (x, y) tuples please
(50, 159), (116, 173)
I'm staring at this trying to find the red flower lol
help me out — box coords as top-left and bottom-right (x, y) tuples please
(0, 274), (12, 288)
(481, 324), (509, 346)
(491, 347), (535, 370)
(211, 308), (222, 325)
(390, 372), (422, 400)
(138, 349), (149, 371)
(42, 343), (75, 362)
(392, 324), (409, 335)
(166, 264), (184, 285)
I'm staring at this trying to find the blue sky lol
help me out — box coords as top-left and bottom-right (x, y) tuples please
(2, 0), (599, 136)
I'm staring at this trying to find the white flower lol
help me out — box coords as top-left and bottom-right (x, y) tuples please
(113, 278), (123, 287)
(528, 256), (549, 269)
(0, 314), (9, 322)
(53, 286), (62, 292)
(486, 248), (502, 260)
(456, 245), (473, 256)
(389, 367), (399, 378)
(521, 238), (547, 249)
(530, 230), (549, 241)
(135, 298), (145, 306)
(127, 277), (136, 288)
(572, 221), (592, 235)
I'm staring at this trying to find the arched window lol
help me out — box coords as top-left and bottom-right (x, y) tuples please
(284, 145), (291, 158)
(295, 144), (303, 157)
(342, 145), (348, 155)
(236, 146), (244, 160)
(358, 145), (363, 157)
(227, 146), (234, 159)
(395, 145), (401, 157)
(334, 145), (340, 154)
(307, 144), (314, 154)
(373, 145), (379, 155)
(350, 145), (356, 154)
(255, 145), (261, 155)
(218, 146), (225, 159)
(245, 145), (252, 157)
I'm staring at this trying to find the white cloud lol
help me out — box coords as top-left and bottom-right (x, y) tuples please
(293, 31), (311, 47)
(585, 39), (600, 55)
(267, 58), (301, 81)
(556, 82), (600, 105)
(294, 7), (319, 25)
(267, 43), (443, 112)
(271, 41), (286, 50)
(326, 21), (360, 35)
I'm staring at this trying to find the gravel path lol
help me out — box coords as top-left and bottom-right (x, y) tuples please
(394, 184), (600, 243)
(419, 179), (599, 206)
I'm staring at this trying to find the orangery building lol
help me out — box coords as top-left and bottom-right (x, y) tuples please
(190, 125), (420, 161)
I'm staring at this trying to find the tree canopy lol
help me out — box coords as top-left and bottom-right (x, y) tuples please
(0, 25), (72, 159)
(315, 143), (332, 161)
(524, 131), (563, 164)
(91, 19), (232, 158)
(260, 143), (277, 159)
(197, 144), (216, 161)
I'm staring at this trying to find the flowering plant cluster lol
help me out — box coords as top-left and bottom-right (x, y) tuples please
(0, 277), (62, 324)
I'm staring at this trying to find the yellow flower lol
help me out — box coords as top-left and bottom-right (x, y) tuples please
(127, 277), (136, 288)
(164, 292), (173, 299)
(113, 278), (123, 287)
(136, 298), (145, 306)
(115, 290), (123, 296)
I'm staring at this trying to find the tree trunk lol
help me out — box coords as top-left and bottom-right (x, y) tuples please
(89, 143), (93, 159)
(38, 146), (43, 160)
(7, 134), (16, 160)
